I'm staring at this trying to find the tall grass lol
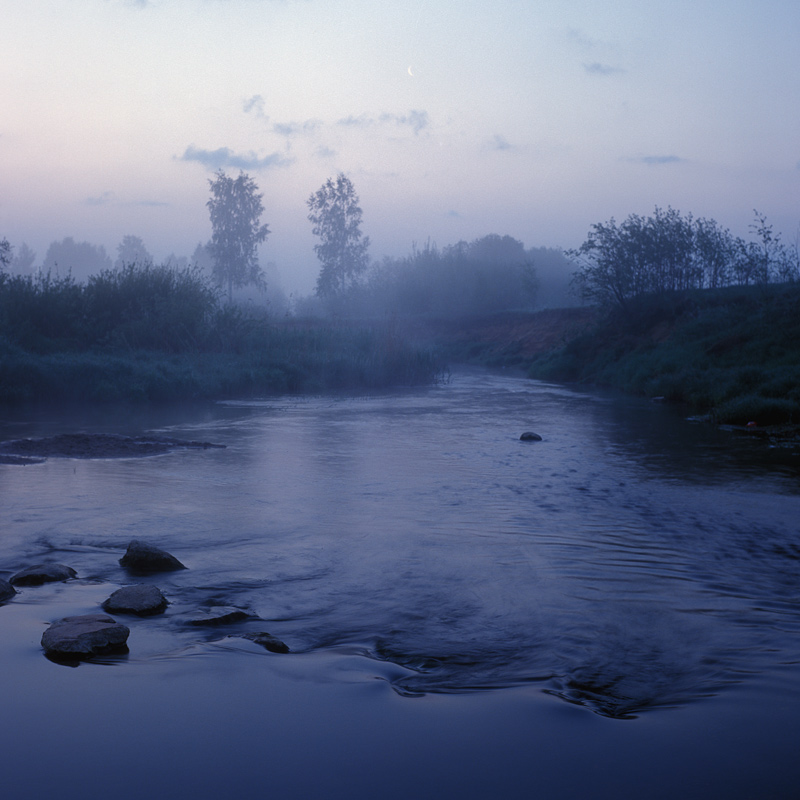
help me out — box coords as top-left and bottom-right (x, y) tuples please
(0, 263), (445, 404)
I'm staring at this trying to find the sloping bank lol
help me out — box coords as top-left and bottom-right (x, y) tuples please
(431, 287), (800, 432)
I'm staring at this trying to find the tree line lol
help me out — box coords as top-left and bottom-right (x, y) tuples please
(569, 207), (800, 312)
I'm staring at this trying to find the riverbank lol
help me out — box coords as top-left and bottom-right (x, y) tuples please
(428, 285), (800, 430)
(0, 319), (444, 404)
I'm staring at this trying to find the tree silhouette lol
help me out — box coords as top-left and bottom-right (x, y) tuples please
(207, 170), (270, 303)
(307, 173), (370, 297)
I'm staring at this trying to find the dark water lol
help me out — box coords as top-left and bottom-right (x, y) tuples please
(2, 370), (800, 798)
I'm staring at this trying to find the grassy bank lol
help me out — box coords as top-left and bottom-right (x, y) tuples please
(0, 264), (444, 404)
(0, 327), (444, 404)
(526, 285), (800, 425)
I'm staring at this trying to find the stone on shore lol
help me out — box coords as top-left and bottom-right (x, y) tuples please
(241, 631), (290, 653)
(103, 585), (168, 616)
(41, 614), (130, 657)
(120, 540), (186, 574)
(520, 431), (543, 441)
(10, 563), (77, 586)
(0, 579), (16, 602)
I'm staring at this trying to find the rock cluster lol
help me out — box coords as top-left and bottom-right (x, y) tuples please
(520, 431), (543, 441)
(3, 539), (290, 662)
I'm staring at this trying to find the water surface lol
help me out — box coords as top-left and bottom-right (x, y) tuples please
(2, 370), (799, 797)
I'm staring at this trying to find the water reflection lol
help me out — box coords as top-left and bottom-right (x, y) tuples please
(2, 371), (800, 719)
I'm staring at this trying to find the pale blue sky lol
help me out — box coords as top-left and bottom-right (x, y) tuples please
(1, 0), (798, 292)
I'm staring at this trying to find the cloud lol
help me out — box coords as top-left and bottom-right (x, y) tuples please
(446, 210), (463, 219)
(86, 191), (116, 206)
(126, 199), (169, 207)
(636, 155), (684, 165)
(179, 145), (294, 171)
(379, 110), (430, 135)
(583, 62), (624, 75)
(315, 145), (337, 159)
(336, 110), (430, 135)
(243, 94), (268, 119)
(273, 119), (323, 137)
(337, 114), (374, 129)
(484, 134), (517, 152)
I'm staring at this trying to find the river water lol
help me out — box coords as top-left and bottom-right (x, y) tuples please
(1, 370), (799, 798)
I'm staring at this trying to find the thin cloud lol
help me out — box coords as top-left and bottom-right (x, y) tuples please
(636, 155), (684, 165)
(179, 145), (294, 171)
(379, 110), (430, 135)
(86, 191), (116, 206)
(243, 94), (268, 119)
(336, 110), (430, 135)
(273, 119), (323, 137)
(584, 62), (624, 75)
(484, 134), (517, 153)
(337, 114), (373, 129)
(315, 145), (337, 159)
(126, 199), (169, 207)
(446, 209), (463, 219)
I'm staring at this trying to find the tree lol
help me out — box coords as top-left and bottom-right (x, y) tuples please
(115, 235), (152, 269)
(307, 173), (370, 297)
(42, 237), (112, 281)
(0, 238), (11, 272)
(11, 242), (37, 275)
(207, 170), (270, 303)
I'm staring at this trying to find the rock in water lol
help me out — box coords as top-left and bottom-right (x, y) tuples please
(241, 631), (291, 653)
(10, 563), (77, 586)
(103, 585), (168, 616)
(185, 607), (254, 626)
(520, 431), (543, 442)
(119, 540), (186, 574)
(0, 579), (16, 602)
(41, 614), (130, 657)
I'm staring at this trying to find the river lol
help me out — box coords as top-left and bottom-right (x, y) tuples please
(1, 369), (799, 798)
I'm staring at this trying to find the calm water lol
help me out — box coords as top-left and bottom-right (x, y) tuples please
(2, 370), (799, 798)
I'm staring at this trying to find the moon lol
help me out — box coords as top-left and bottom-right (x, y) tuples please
(407, 65), (414, 77)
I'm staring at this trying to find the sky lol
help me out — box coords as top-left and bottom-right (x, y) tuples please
(1, 0), (799, 294)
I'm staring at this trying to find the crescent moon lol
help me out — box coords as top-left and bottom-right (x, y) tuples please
(408, 65), (414, 77)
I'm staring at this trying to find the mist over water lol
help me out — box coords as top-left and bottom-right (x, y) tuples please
(2, 370), (799, 722)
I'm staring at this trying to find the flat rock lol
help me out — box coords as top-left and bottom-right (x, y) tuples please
(0, 579), (16, 602)
(240, 631), (290, 653)
(185, 607), (255, 626)
(41, 614), (130, 657)
(10, 563), (77, 586)
(103, 585), (168, 616)
(120, 540), (186, 574)
(520, 431), (543, 441)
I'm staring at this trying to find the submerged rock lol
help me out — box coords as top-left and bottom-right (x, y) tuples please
(185, 607), (255, 626)
(240, 631), (290, 654)
(520, 431), (543, 442)
(120, 540), (186, 574)
(103, 585), (168, 616)
(0, 433), (226, 461)
(10, 563), (77, 586)
(41, 614), (130, 657)
(0, 579), (16, 602)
